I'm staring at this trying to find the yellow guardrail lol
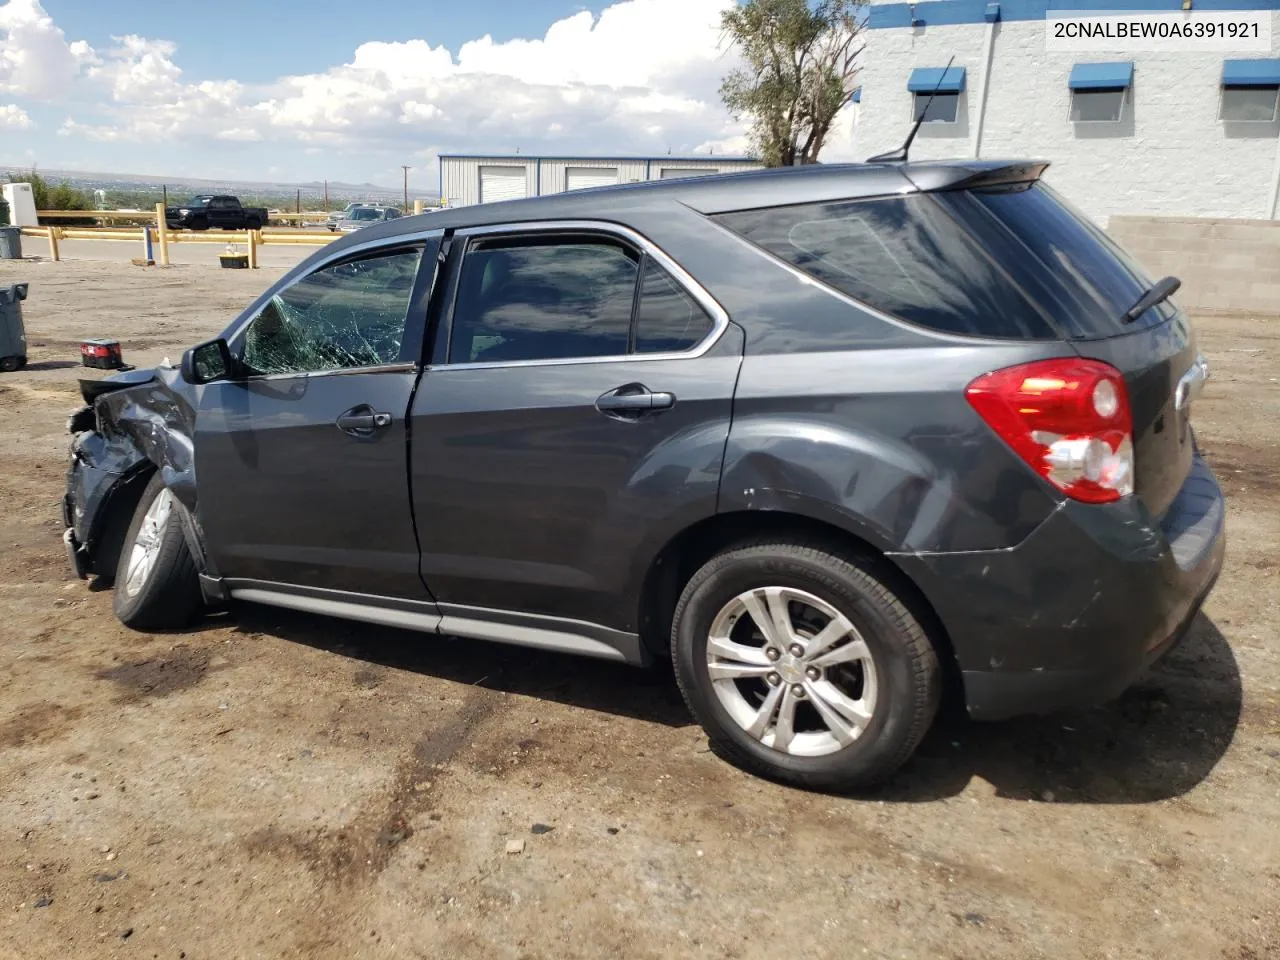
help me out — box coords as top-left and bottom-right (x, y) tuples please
(19, 219), (337, 266)
(36, 209), (333, 223)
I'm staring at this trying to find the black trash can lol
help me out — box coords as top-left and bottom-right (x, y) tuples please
(0, 225), (22, 260)
(0, 282), (28, 372)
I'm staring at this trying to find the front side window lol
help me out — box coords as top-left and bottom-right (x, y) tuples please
(240, 246), (423, 375)
(913, 92), (959, 123)
(1220, 85), (1280, 122)
(1070, 88), (1126, 122)
(448, 239), (639, 363)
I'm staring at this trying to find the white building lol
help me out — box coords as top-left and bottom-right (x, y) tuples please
(855, 0), (1280, 222)
(437, 154), (761, 207)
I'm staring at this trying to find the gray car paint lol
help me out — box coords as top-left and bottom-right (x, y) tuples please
(61, 158), (1226, 719)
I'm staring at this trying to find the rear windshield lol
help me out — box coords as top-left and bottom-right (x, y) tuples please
(714, 195), (1058, 340)
(961, 181), (1171, 338)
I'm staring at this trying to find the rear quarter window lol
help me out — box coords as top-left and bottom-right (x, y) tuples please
(962, 181), (1172, 338)
(714, 195), (1058, 340)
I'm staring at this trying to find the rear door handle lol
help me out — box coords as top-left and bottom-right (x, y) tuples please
(336, 405), (392, 437)
(595, 384), (676, 418)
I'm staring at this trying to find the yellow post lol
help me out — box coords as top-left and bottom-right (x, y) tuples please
(154, 202), (171, 266)
(247, 228), (258, 269)
(47, 227), (61, 262)
(413, 199), (424, 216)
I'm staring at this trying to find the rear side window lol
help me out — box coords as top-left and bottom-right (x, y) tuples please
(448, 240), (638, 363)
(634, 259), (714, 353)
(966, 181), (1166, 338)
(715, 196), (1057, 340)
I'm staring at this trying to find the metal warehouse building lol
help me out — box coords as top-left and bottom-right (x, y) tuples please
(438, 154), (761, 206)
(855, 0), (1280, 223)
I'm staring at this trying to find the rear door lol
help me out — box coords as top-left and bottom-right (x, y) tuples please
(408, 224), (741, 631)
(195, 236), (440, 598)
(952, 181), (1199, 517)
(209, 197), (235, 229)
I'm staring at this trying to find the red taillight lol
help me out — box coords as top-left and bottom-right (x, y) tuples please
(965, 358), (1134, 504)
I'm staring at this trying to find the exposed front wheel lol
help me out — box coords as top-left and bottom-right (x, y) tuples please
(672, 541), (940, 792)
(0, 356), (21, 373)
(112, 474), (203, 630)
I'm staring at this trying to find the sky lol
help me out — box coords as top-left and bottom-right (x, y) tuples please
(0, 0), (862, 189)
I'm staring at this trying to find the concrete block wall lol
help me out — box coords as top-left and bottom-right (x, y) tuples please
(856, 8), (1280, 223)
(1108, 216), (1280, 313)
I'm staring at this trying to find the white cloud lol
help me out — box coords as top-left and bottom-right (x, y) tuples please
(0, 101), (30, 127)
(0, 0), (96, 100)
(1, 0), (864, 178)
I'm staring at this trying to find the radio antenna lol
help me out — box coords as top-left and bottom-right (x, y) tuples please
(867, 55), (956, 163)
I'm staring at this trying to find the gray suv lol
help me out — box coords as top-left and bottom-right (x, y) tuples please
(62, 160), (1224, 790)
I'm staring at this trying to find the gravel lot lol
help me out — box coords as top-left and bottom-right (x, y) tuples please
(0, 258), (1276, 960)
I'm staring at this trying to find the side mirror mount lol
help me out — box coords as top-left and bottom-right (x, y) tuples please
(180, 338), (234, 385)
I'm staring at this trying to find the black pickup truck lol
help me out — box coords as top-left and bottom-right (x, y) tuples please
(164, 195), (269, 231)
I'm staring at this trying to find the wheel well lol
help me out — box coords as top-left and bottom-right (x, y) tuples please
(88, 465), (154, 579)
(637, 511), (964, 709)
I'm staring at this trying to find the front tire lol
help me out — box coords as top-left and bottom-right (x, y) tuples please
(112, 474), (203, 630)
(672, 541), (940, 792)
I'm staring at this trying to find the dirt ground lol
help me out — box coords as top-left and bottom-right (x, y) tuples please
(0, 258), (1276, 960)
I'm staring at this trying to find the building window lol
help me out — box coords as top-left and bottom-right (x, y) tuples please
(913, 92), (959, 123)
(1070, 88), (1126, 122)
(1220, 59), (1280, 123)
(907, 66), (965, 124)
(1068, 62), (1133, 124)
(1221, 86), (1280, 122)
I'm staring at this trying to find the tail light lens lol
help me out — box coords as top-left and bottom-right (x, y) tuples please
(965, 358), (1134, 504)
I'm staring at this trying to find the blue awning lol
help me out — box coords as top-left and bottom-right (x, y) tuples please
(1069, 62), (1133, 90)
(907, 66), (966, 93)
(1222, 58), (1280, 87)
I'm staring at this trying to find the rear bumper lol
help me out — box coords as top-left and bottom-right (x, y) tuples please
(895, 455), (1226, 721)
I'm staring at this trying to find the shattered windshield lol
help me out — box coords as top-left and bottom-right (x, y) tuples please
(241, 247), (423, 375)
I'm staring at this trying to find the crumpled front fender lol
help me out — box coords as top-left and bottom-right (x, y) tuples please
(64, 366), (210, 577)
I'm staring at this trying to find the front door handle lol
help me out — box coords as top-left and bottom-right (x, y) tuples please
(595, 384), (676, 419)
(336, 405), (392, 437)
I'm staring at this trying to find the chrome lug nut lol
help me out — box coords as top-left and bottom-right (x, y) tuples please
(805, 666), (820, 681)
(765, 647), (781, 662)
(791, 684), (805, 698)
(788, 643), (804, 658)
(767, 672), (781, 686)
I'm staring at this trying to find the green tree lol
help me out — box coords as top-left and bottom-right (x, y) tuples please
(6, 170), (93, 210)
(720, 0), (864, 167)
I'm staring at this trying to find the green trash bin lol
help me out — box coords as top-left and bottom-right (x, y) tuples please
(0, 282), (28, 372)
(0, 226), (21, 260)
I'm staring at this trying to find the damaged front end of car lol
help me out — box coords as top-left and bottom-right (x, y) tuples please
(62, 365), (216, 600)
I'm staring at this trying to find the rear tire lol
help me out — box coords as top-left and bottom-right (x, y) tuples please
(671, 540), (940, 792)
(0, 356), (19, 373)
(112, 474), (203, 630)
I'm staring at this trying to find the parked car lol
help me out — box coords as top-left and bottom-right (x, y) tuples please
(165, 195), (268, 231)
(336, 205), (402, 232)
(62, 160), (1223, 791)
(327, 202), (372, 232)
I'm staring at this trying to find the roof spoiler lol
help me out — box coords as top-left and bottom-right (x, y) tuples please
(899, 161), (1050, 193)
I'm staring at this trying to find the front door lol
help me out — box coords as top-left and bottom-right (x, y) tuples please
(195, 238), (438, 599)
(409, 227), (741, 631)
